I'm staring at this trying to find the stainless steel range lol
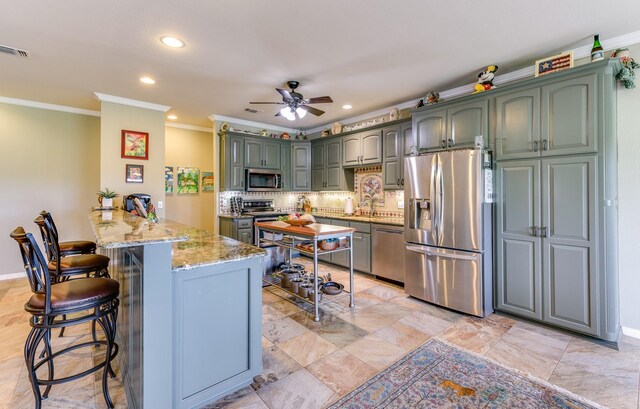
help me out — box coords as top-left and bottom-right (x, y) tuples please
(241, 200), (289, 274)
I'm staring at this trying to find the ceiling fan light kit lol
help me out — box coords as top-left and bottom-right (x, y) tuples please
(250, 80), (333, 121)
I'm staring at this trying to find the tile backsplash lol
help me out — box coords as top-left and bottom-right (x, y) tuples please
(218, 166), (404, 217)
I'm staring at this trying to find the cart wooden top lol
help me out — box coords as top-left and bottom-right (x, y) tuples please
(254, 221), (355, 238)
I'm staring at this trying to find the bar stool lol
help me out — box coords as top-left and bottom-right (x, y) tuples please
(39, 211), (96, 256)
(34, 215), (109, 281)
(10, 227), (119, 409)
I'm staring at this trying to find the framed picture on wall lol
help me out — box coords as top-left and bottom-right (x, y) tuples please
(165, 166), (174, 194)
(177, 167), (199, 194)
(126, 164), (144, 183)
(202, 172), (214, 191)
(121, 130), (149, 160)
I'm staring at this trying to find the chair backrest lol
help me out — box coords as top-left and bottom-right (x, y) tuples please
(40, 211), (60, 239)
(10, 227), (52, 313)
(34, 215), (61, 266)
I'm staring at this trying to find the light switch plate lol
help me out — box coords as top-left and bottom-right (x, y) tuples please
(158, 201), (163, 209)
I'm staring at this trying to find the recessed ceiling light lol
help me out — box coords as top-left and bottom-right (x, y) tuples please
(140, 76), (156, 85)
(161, 36), (185, 48)
(342, 104), (352, 110)
(167, 114), (178, 120)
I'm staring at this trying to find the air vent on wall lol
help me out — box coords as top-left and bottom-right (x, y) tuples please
(244, 108), (263, 114)
(0, 44), (30, 58)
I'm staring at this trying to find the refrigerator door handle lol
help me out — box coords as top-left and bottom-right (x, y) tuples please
(431, 160), (438, 242)
(405, 245), (479, 261)
(436, 159), (444, 244)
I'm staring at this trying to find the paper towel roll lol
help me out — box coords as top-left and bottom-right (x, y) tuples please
(344, 198), (354, 215)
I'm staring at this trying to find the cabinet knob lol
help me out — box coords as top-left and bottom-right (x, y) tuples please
(441, 140), (446, 148)
(401, 178), (404, 186)
(448, 138), (454, 146)
(397, 178), (400, 186)
(541, 226), (548, 237)
(533, 141), (539, 152)
(530, 226), (539, 236)
(542, 139), (549, 151)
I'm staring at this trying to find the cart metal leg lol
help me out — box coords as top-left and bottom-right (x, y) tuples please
(313, 236), (320, 321)
(349, 233), (355, 308)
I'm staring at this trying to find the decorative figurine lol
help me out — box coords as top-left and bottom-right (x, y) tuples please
(280, 132), (290, 140)
(321, 129), (330, 137)
(260, 129), (268, 137)
(613, 48), (639, 89)
(389, 108), (400, 121)
(331, 122), (342, 135)
(425, 91), (440, 105)
(414, 99), (425, 108)
(473, 65), (499, 93)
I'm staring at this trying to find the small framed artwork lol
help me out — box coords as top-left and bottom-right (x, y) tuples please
(126, 164), (144, 183)
(202, 172), (214, 192)
(121, 130), (149, 160)
(177, 167), (199, 194)
(165, 166), (174, 194)
(535, 51), (574, 77)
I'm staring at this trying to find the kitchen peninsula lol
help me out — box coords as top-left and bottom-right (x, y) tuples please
(90, 209), (265, 409)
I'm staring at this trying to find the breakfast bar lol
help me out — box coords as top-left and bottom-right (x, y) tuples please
(90, 210), (266, 409)
(255, 220), (356, 321)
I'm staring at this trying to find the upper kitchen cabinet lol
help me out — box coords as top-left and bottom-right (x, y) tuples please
(413, 107), (446, 151)
(291, 143), (311, 191)
(219, 133), (245, 191)
(312, 138), (350, 191)
(401, 122), (414, 156)
(342, 130), (382, 167)
(495, 72), (598, 160)
(413, 99), (488, 151)
(244, 138), (281, 169)
(280, 144), (291, 191)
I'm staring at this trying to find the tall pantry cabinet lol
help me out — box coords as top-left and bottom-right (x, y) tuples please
(493, 60), (619, 342)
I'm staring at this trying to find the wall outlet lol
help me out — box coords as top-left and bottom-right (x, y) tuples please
(157, 201), (163, 209)
(397, 198), (404, 209)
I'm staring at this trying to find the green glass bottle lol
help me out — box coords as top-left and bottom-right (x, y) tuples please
(591, 34), (604, 62)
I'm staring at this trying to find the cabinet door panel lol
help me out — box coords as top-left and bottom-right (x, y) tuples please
(495, 160), (542, 320)
(413, 108), (446, 151)
(311, 168), (324, 191)
(401, 124), (414, 157)
(237, 229), (253, 244)
(292, 144), (310, 191)
(448, 99), (488, 148)
(244, 140), (262, 168)
(326, 140), (342, 167)
(361, 131), (382, 164)
(326, 167), (343, 191)
(383, 161), (400, 189)
(263, 141), (281, 169)
(542, 156), (597, 335)
(542, 74), (597, 156)
(343, 135), (361, 166)
(229, 136), (244, 190)
(280, 145), (291, 191)
(330, 220), (350, 267)
(496, 88), (540, 160)
(311, 142), (325, 169)
(383, 128), (401, 190)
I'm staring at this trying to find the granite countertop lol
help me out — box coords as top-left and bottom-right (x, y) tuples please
(89, 209), (266, 270)
(218, 214), (255, 219)
(309, 212), (405, 227)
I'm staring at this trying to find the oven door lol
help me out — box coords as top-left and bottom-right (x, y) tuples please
(254, 216), (280, 247)
(246, 169), (282, 192)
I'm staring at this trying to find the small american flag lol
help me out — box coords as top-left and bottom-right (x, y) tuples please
(536, 52), (574, 76)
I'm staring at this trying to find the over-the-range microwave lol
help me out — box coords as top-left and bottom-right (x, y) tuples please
(245, 168), (282, 192)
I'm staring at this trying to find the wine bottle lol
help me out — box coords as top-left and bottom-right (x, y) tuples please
(591, 34), (604, 62)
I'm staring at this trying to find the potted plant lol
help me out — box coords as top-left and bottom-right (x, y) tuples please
(97, 188), (119, 208)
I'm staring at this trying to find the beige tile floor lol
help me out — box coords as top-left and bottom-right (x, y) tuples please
(1, 259), (639, 409)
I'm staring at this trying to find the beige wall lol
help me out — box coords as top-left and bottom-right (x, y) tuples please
(615, 43), (640, 333)
(0, 103), (100, 276)
(165, 126), (216, 232)
(99, 101), (166, 218)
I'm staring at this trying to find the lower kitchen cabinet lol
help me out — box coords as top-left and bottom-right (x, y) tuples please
(219, 217), (254, 245)
(306, 217), (371, 274)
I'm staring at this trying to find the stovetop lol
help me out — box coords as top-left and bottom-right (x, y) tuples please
(242, 210), (289, 217)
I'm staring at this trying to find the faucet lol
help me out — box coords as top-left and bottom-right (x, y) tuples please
(366, 195), (377, 217)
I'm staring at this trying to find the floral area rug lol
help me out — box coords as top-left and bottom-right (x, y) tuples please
(329, 339), (603, 409)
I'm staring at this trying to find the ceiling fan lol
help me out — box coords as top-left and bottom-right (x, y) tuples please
(250, 80), (333, 120)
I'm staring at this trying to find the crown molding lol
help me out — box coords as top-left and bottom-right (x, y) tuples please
(209, 114), (299, 134)
(308, 29), (640, 133)
(94, 92), (171, 112)
(165, 122), (213, 133)
(0, 96), (100, 117)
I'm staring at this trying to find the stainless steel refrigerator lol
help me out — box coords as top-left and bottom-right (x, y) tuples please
(404, 149), (493, 317)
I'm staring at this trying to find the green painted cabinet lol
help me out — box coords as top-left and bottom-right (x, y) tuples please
(292, 143), (311, 191)
(495, 73), (597, 160)
(413, 107), (446, 151)
(280, 144), (291, 191)
(219, 217), (254, 245)
(312, 139), (348, 191)
(342, 130), (382, 167)
(244, 138), (281, 169)
(220, 134), (245, 191)
(382, 127), (403, 190)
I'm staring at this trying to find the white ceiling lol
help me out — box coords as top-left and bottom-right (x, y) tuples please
(1, 1), (639, 130)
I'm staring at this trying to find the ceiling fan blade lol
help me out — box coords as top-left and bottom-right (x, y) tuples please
(276, 88), (293, 101)
(300, 105), (325, 116)
(250, 101), (285, 104)
(303, 96), (333, 104)
(275, 111), (282, 117)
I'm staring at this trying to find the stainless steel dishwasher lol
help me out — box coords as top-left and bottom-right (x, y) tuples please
(372, 224), (405, 283)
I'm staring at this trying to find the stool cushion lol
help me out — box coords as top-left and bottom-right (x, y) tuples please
(59, 240), (96, 255)
(27, 278), (119, 312)
(48, 254), (110, 273)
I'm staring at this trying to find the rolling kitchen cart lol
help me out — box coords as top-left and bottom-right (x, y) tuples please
(255, 221), (355, 321)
